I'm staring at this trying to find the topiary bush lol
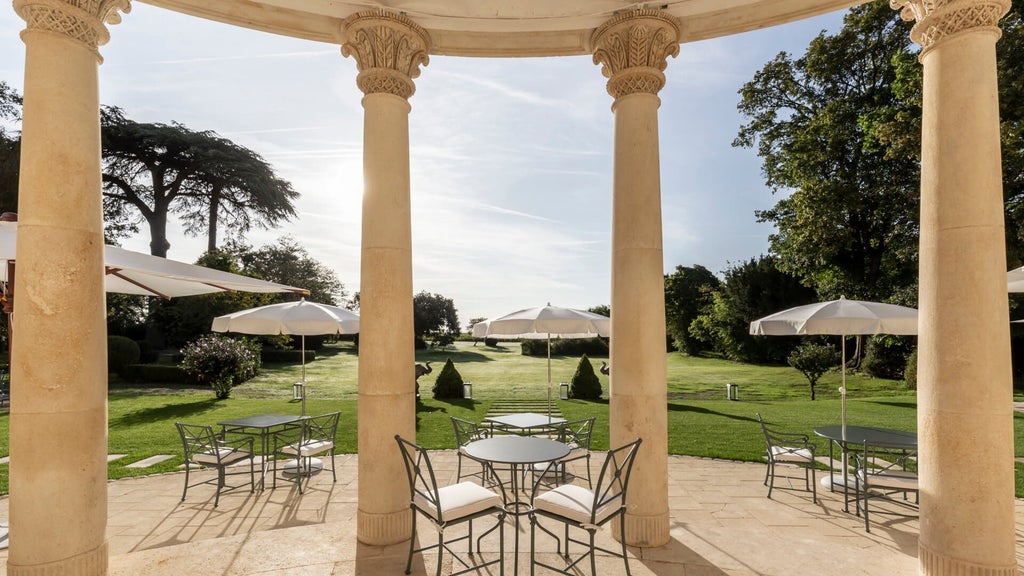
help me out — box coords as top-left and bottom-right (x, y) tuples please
(904, 348), (918, 390)
(432, 358), (464, 399)
(107, 336), (140, 375)
(569, 354), (603, 400)
(179, 334), (261, 399)
(787, 343), (838, 401)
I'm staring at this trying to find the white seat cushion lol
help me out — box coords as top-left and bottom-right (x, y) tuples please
(414, 482), (502, 521)
(533, 484), (620, 525)
(194, 448), (250, 466)
(770, 446), (813, 464)
(281, 440), (333, 457)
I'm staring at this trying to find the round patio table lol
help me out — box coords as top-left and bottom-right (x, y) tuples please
(814, 425), (917, 512)
(464, 435), (570, 575)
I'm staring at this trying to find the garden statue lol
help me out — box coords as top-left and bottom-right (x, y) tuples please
(414, 361), (433, 398)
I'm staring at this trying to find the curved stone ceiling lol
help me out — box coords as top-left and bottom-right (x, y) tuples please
(139, 0), (866, 57)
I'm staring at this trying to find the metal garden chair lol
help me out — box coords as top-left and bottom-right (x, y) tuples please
(756, 412), (817, 503)
(272, 410), (340, 493)
(451, 416), (493, 484)
(529, 438), (642, 576)
(395, 435), (506, 576)
(175, 422), (255, 507)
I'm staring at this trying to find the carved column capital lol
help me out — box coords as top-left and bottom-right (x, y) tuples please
(591, 10), (681, 99)
(14, 0), (130, 58)
(891, 0), (1010, 52)
(340, 10), (430, 99)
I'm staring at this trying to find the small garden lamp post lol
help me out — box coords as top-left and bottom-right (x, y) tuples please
(462, 382), (473, 399)
(559, 382), (570, 400)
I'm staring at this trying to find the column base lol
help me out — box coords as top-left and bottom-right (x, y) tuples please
(612, 511), (670, 547)
(920, 540), (1015, 576)
(9, 541), (107, 576)
(357, 507), (412, 546)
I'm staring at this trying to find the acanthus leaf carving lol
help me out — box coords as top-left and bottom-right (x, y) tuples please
(14, 0), (131, 56)
(591, 10), (681, 99)
(890, 0), (1010, 51)
(340, 10), (430, 99)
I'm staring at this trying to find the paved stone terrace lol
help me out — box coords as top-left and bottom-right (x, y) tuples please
(0, 452), (1022, 575)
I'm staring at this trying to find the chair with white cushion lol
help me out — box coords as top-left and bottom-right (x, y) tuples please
(529, 438), (642, 576)
(175, 422), (255, 507)
(451, 416), (493, 484)
(756, 412), (817, 503)
(853, 440), (918, 532)
(395, 435), (506, 576)
(272, 411), (340, 493)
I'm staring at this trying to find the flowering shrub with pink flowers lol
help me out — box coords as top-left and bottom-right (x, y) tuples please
(180, 334), (261, 399)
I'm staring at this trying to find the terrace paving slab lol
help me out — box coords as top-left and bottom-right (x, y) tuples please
(0, 452), (1019, 575)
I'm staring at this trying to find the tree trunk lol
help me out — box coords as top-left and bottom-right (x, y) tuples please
(149, 208), (169, 257)
(207, 187), (221, 253)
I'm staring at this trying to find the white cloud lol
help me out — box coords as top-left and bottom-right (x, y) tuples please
(0, 3), (847, 320)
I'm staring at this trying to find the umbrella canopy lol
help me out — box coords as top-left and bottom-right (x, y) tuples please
(475, 304), (610, 419)
(1008, 266), (1024, 292)
(0, 221), (307, 298)
(749, 297), (918, 434)
(212, 299), (359, 415)
(749, 297), (918, 337)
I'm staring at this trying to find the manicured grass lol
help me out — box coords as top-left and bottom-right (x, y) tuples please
(0, 341), (1021, 497)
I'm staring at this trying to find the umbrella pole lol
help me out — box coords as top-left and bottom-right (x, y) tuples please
(301, 334), (306, 417)
(840, 334), (847, 438)
(547, 334), (552, 421)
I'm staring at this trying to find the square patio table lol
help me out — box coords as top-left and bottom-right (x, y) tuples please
(484, 412), (566, 436)
(218, 413), (305, 490)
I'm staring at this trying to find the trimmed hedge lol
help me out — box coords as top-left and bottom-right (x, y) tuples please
(521, 337), (608, 357)
(569, 354), (602, 400)
(121, 364), (187, 384)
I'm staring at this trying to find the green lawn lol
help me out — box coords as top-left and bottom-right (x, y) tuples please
(0, 340), (1021, 497)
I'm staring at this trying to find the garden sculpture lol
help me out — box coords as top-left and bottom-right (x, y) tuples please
(600, 361), (610, 376)
(414, 361), (433, 398)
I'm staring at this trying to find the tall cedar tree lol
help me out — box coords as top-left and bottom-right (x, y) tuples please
(100, 107), (298, 257)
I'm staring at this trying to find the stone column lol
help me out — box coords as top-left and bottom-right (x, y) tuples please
(592, 10), (679, 548)
(9, 0), (129, 574)
(339, 10), (429, 546)
(891, 1), (1015, 574)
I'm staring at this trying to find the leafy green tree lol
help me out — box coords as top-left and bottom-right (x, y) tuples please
(734, 2), (921, 300)
(690, 256), (815, 363)
(587, 304), (610, 318)
(100, 107), (298, 257)
(664, 265), (720, 355)
(413, 291), (460, 348)
(787, 342), (838, 400)
(0, 81), (22, 213)
(228, 237), (345, 305)
(569, 354), (602, 400)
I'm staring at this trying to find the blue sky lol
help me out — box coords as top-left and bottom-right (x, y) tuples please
(0, 4), (847, 324)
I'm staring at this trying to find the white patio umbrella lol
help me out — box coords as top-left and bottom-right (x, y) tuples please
(749, 296), (918, 436)
(1008, 266), (1024, 292)
(212, 298), (360, 415)
(0, 220), (307, 298)
(474, 304), (611, 420)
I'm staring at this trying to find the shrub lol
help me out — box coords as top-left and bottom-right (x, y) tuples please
(135, 340), (159, 363)
(432, 358), (464, 399)
(107, 336), (140, 375)
(569, 354), (602, 400)
(787, 343), (838, 401)
(180, 334), (261, 399)
(862, 335), (914, 379)
(484, 337), (499, 347)
(904, 348), (918, 390)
